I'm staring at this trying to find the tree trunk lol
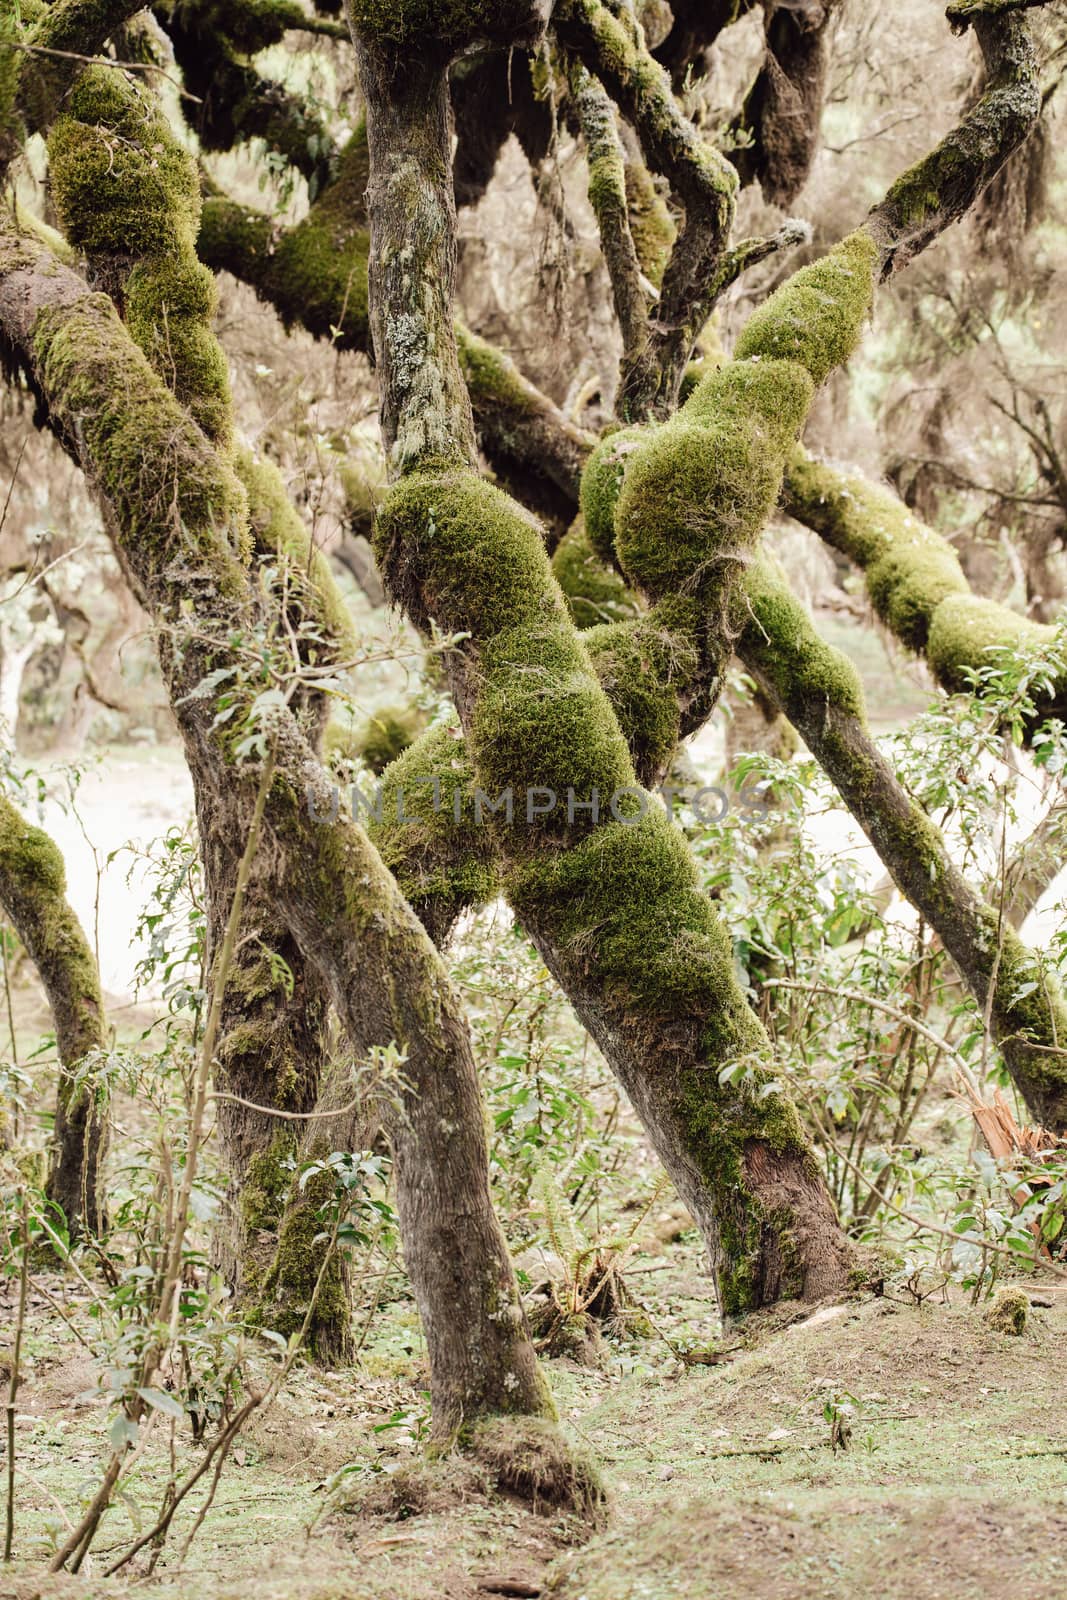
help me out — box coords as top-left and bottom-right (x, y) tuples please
(0, 212), (555, 1441)
(356, 29), (852, 1318)
(0, 791), (108, 1234)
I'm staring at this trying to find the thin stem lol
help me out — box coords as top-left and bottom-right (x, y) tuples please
(3, 1190), (29, 1561)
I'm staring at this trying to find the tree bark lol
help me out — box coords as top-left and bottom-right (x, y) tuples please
(0, 791), (107, 1235)
(0, 216), (554, 1440)
(355, 26), (852, 1317)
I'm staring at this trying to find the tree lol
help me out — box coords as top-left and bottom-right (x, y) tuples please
(1, 0), (1064, 1461)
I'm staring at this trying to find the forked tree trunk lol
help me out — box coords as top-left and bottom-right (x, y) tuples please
(0, 213), (555, 1441)
(354, 28), (852, 1318)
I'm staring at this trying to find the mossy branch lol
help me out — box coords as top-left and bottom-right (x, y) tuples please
(14, 0), (149, 134)
(868, 7), (1044, 274)
(554, 0), (739, 415)
(735, 556), (1067, 1136)
(569, 56), (650, 378)
(0, 790), (108, 1236)
(197, 126), (370, 351)
(782, 445), (1067, 726)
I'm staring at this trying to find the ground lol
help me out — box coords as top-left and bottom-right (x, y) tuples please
(2, 1267), (1063, 1599)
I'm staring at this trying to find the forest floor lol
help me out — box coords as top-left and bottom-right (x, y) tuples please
(3, 1262), (1064, 1599)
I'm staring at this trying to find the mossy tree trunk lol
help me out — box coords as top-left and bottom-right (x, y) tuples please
(31, 55), (348, 1345)
(354, 20), (852, 1318)
(0, 212), (555, 1442)
(0, 792), (108, 1235)
(737, 560), (1067, 1136)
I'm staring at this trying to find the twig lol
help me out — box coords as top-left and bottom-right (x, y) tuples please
(0, 39), (201, 103)
(3, 1190), (29, 1561)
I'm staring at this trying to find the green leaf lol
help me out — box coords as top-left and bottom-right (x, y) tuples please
(137, 1386), (185, 1420)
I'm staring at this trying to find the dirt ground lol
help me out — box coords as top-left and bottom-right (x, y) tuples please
(2, 1280), (1063, 1600)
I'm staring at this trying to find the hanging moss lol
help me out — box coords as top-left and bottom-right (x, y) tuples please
(733, 230), (878, 386)
(552, 521), (639, 627)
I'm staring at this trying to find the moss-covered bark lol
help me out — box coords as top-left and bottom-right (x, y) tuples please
(198, 127), (370, 351)
(783, 445), (1067, 722)
(356, 20), (855, 1314)
(736, 557), (1067, 1136)
(0, 207), (555, 1441)
(868, 7), (1041, 273)
(0, 792), (108, 1235)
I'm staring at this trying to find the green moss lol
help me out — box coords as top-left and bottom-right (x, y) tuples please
(471, 620), (633, 834)
(783, 446), (904, 565)
(126, 258), (232, 444)
(369, 718), (499, 930)
(242, 1132), (296, 1234)
(457, 323), (539, 413)
(866, 540), (970, 651)
(197, 128), (370, 349)
(0, 808), (67, 899)
(579, 426), (648, 564)
(611, 360), (813, 602)
(353, 705), (427, 773)
(927, 593), (1054, 694)
(583, 615), (690, 780)
(985, 1286), (1028, 1336)
(349, 0), (535, 48)
(237, 451), (358, 657)
(507, 807), (769, 1075)
(740, 556), (868, 723)
(259, 1161), (352, 1362)
(733, 230), (878, 387)
(552, 522), (639, 628)
(34, 301), (251, 588)
(374, 469), (562, 639)
(48, 69), (200, 259)
(190, 0), (322, 55)
(624, 158), (674, 288)
(266, 146), (369, 344)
